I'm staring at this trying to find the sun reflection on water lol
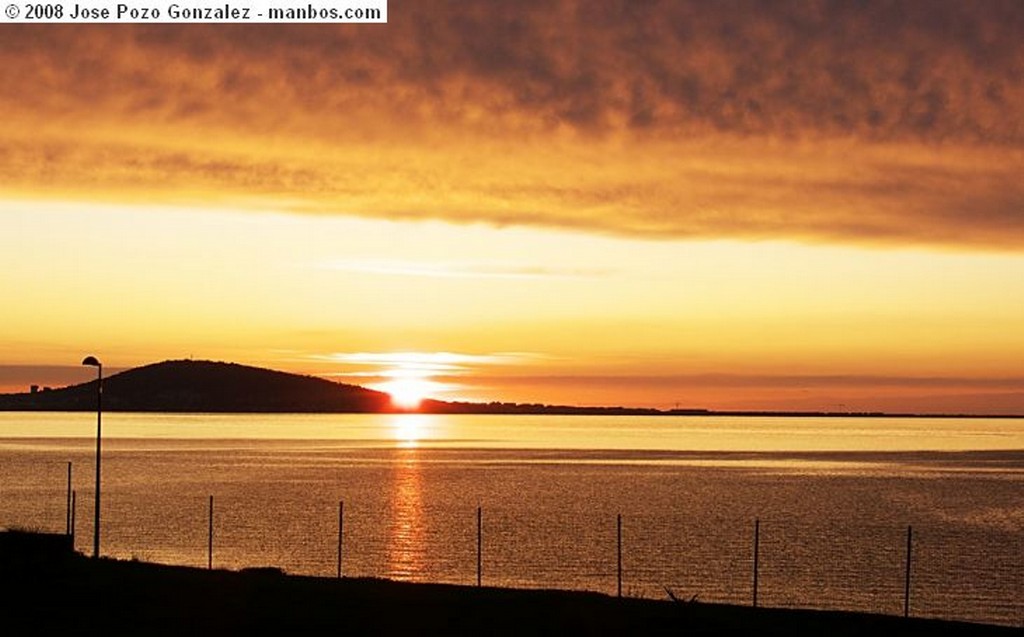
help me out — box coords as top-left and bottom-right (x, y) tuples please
(391, 414), (431, 448)
(385, 448), (426, 579)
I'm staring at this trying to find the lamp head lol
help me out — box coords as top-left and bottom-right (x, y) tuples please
(82, 356), (102, 368)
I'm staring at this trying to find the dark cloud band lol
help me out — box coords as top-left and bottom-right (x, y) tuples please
(0, 1), (1021, 247)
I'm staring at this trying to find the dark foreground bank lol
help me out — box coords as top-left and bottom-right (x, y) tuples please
(1, 532), (1017, 636)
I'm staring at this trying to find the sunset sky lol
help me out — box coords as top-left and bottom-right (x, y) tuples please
(2, 1), (1023, 413)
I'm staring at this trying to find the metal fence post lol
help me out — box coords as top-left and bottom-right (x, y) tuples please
(337, 500), (344, 578)
(617, 514), (623, 598)
(904, 525), (913, 618)
(208, 495), (214, 570)
(753, 518), (760, 608)
(70, 490), (76, 549)
(66, 462), (72, 535)
(476, 506), (482, 587)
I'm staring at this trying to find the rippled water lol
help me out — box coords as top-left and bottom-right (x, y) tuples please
(1, 413), (1021, 626)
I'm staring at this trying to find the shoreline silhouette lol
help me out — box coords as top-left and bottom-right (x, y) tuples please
(0, 359), (1019, 419)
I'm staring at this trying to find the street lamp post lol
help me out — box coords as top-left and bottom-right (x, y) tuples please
(82, 356), (102, 559)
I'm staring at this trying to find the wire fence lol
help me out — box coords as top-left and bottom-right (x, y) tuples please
(2, 459), (1022, 628)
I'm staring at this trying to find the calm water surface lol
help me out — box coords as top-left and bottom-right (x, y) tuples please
(1, 413), (1021, 626)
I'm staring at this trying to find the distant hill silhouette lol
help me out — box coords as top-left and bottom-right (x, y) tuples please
(7, 359), (995, 417)
(0, 359), (709, 415)
(0, 360), (392, 413)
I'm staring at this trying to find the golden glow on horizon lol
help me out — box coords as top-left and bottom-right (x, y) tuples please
(2, 201), (1024, 412)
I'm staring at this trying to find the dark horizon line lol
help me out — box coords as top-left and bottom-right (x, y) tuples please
(0, 358), (1020, 420)
(2, 403), (1021, 420)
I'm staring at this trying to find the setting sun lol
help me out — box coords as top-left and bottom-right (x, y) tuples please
(347, 352), (464, 411)
(376, 378), (435, 411)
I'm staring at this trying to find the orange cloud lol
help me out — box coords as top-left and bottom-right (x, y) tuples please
(1, 1), (1022, 247)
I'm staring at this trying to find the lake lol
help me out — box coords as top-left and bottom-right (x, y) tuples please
(1, 412), (1021, 626)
